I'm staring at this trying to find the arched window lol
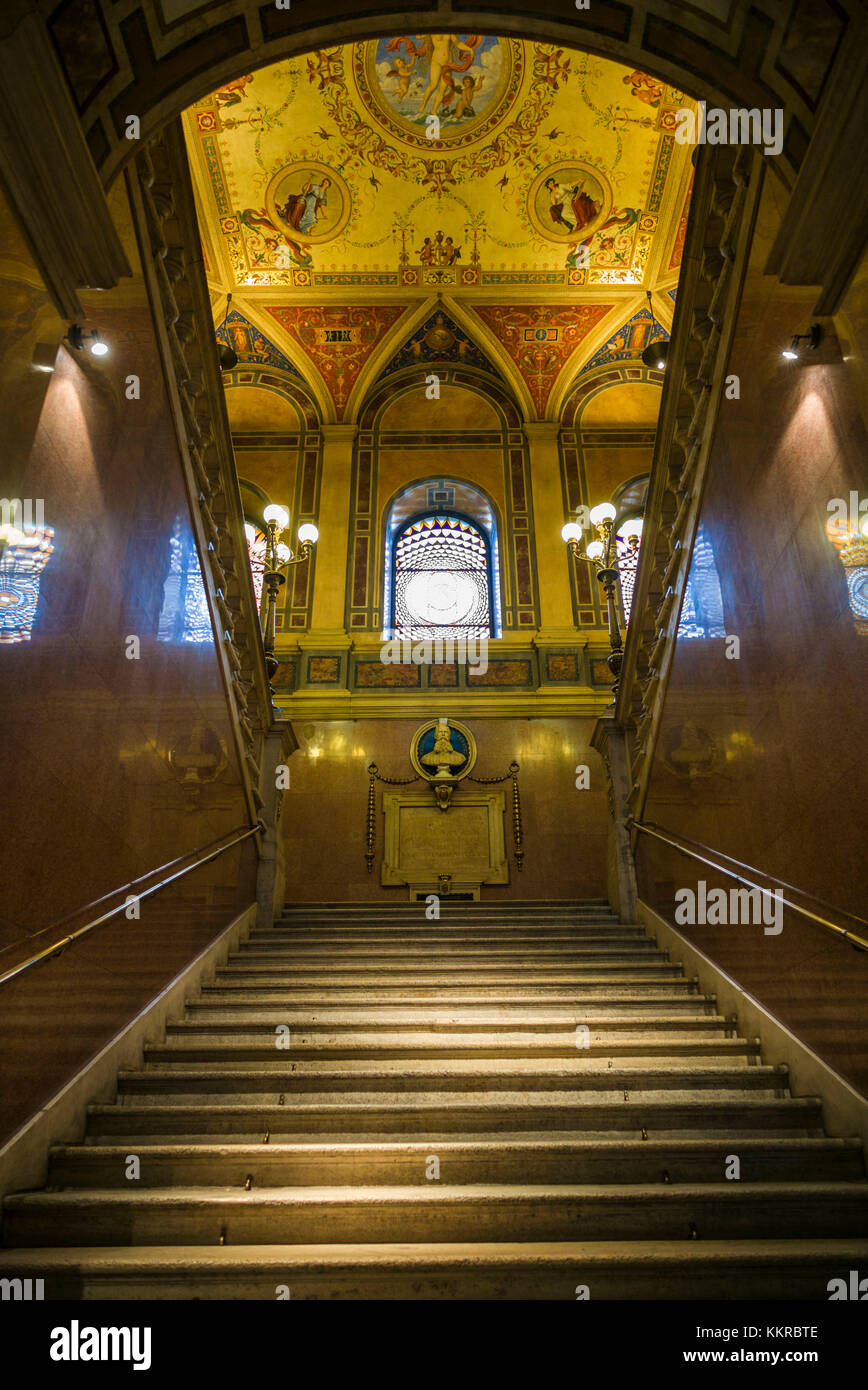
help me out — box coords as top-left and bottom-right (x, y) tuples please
(611, 475), (648, 628)
(619, 545), (640, 624)
(678, 527), (726, 639)
(0, 523), (54, 644)
(157, 518), (212, 644)
(393, 514), (492, 640)
(244, 522), (268, 612)
(614, 488), (726, 641)
(827, 518), (868, 636)
(384, 481), (501, 640)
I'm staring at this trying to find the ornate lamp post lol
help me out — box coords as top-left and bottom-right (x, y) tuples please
(254, 503), (319, 698)
(562, 503), (643, 692)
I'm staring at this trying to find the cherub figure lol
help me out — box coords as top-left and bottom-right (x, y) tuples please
(622, 71), (664, 107)
(442, 236), (461, 265)
(215, 75), (254, 107)
(387, 54), (417, 100)
(448, 73), (484, 120)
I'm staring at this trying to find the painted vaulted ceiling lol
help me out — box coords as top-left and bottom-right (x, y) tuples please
(184, 36), (694, 420)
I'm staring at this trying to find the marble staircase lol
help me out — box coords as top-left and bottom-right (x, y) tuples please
(2, 902), (867, 1299)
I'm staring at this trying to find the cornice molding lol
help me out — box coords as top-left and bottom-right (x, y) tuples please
(274, 690), (613, 720)
(765, 36), (868, 315)
(0, 12), (130, 319)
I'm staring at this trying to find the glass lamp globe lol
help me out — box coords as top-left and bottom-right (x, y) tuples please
(561, 522), (582, 543)
(621, 517), (644, 540)
(297, 523), (319, 545)
(586, 540), (605, 561)
(244, 522), (256, 544)
(263, 504), (289, 529)
(589, 502), (617, 526)
(275, 543), (291, 565)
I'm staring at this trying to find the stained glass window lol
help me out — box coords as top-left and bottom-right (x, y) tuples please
(678, 527), (726, 639)
(246, 525), (268, 611)
(827, 522), (868, 636)
(157, 521), (212, 644)
(393, 514), (491, 640)
(0, 525), (54, 643)
(618, 546), (639, 624)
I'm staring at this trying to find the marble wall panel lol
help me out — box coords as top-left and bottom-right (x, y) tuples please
(282, 718), (608, 902)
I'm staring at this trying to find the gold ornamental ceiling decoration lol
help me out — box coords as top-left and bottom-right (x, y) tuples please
(184, 37), (695, 294)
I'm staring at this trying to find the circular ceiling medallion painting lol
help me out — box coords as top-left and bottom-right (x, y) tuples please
(265, 161), (351, 245)
(354, 36), (522, 148)
(527, 163), (613, 243)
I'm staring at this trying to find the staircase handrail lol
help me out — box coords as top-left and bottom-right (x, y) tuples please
(0, 822), (264, 987)
(631, 818), (868, 951)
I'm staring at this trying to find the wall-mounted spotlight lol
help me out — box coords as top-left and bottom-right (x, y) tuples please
(782, 324), (822, 360)
(67, 325), (109, 357)
(217, 292), (237, 371)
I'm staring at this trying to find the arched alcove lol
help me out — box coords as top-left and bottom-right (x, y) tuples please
(348, 369), (536, 633)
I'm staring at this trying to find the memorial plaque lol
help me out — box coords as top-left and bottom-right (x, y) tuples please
(381, 789), (508, 894)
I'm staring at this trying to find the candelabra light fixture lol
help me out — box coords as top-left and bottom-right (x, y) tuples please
(562, 503), (643, 692)
(250, 503), (319, 698)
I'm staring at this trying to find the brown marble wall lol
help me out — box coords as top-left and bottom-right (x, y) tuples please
(282, 717), (608, 903)
(0, 179), (256, 1144)
(639, 173), (868, 1094)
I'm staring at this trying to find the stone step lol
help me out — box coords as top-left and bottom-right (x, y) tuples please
(45, 1136), (867, 1189)
(6, 1183), (867, 1247)
(191, 990), (716, 1011)
(276, 901), (613, 913)
(150, 1035), (759, 1063)
(269, 906), (620, 916)
(231, 945), (663, 962)
(180, 1006), (717, 1028)
(251, 923), (642, 936)
(83, 1095), (825, 1139)
(4, 1239), (866, 1300)
(199, 984), (699, 1004)
(171, 1013), (737, 1036)
(117, 1063), (787, 1098)
(213, 965), (683, 982)
(271, 924), (630, 936)
(273, 919), (626, 930)
(254, 930), (640, 945)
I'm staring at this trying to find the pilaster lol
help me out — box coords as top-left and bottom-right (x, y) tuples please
(309, 422), (358, 635)
(522, 422), (573, 631)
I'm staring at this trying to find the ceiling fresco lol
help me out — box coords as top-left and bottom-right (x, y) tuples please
(185, 38), (694, 292)
(184, 36), (694, 419)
